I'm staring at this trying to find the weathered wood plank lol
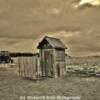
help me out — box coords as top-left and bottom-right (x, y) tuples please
(17, 55), (40, 79)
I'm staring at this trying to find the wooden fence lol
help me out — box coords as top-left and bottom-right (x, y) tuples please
(66, 67), (100, 77)
(17, 55), (41, 79)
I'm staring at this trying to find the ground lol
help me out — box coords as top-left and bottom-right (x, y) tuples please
(0, 66), (100, 100)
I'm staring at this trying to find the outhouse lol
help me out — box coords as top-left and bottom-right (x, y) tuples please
(37, 36), (67, 78)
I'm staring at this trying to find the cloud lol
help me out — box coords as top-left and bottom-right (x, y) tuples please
(0, 37), (38, 53)
(80, 0), (100, 6)
(0, 0), (99, 38)
(74, 0), (100, 8)
(0, 0), (100, 56)
(46, 8), (61, 15)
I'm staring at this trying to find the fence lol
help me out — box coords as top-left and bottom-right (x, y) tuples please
(17, 55), (41, 79)
(66, 67), (100, 77)
(17, 55), (100, 79)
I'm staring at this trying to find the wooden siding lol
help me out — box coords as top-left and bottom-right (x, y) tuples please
(17, 56), (41, 79)
(53, 49), (66, 78)
(39, 48), (66, 78)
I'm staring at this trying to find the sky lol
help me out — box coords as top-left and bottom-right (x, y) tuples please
(0, 0), (100, 56)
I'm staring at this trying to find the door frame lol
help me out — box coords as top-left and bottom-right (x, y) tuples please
(44, 50), (53, 77)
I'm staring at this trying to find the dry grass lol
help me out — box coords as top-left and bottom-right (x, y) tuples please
(0, 67), (100, 100)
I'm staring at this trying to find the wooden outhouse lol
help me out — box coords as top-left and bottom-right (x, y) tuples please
(37, 36), (67, 78)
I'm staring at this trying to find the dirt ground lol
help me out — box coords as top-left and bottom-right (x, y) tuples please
(0, 67), (100, 100)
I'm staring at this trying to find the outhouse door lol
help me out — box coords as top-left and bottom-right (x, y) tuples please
(44, 50), (53, 77)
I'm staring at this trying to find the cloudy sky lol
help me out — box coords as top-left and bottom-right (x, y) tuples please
(0, 0), (100, 56)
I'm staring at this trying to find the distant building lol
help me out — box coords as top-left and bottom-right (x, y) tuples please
(0, 51), (12, 63)
(37, 36), (67, 78)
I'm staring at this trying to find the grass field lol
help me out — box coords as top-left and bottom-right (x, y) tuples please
(0, 66), (100, 100)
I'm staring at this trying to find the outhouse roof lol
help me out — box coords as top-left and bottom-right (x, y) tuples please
(37, 36), (67, 49)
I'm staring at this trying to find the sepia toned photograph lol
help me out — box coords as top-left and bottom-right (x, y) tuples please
(0, 0), (100, 100)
